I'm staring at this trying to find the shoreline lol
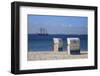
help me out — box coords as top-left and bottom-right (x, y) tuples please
(27, 51), (88, 61)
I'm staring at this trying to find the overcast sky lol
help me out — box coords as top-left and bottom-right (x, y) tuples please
(28, 15), (88, 35)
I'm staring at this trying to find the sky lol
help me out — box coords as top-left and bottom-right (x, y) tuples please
(28, 15), (88, 35)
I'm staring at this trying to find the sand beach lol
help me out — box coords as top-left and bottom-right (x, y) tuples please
(27, 51), (88, 61)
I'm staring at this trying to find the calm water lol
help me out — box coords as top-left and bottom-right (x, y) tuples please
(28, 34), (88, 51)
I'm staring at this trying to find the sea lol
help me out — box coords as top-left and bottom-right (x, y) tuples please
(28, 34), (88, 52)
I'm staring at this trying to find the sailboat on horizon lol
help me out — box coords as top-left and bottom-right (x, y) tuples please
(37, 27), (48, 35)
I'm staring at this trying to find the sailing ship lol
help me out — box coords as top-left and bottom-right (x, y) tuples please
(37, 27), (48, 35)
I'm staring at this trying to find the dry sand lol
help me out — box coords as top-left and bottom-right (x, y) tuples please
(27, 51), (88, 61)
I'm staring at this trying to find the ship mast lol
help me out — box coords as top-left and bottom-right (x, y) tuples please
(39, 27), (48, 34)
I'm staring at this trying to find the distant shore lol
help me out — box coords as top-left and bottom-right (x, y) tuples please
(27, 51), (88, 61)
